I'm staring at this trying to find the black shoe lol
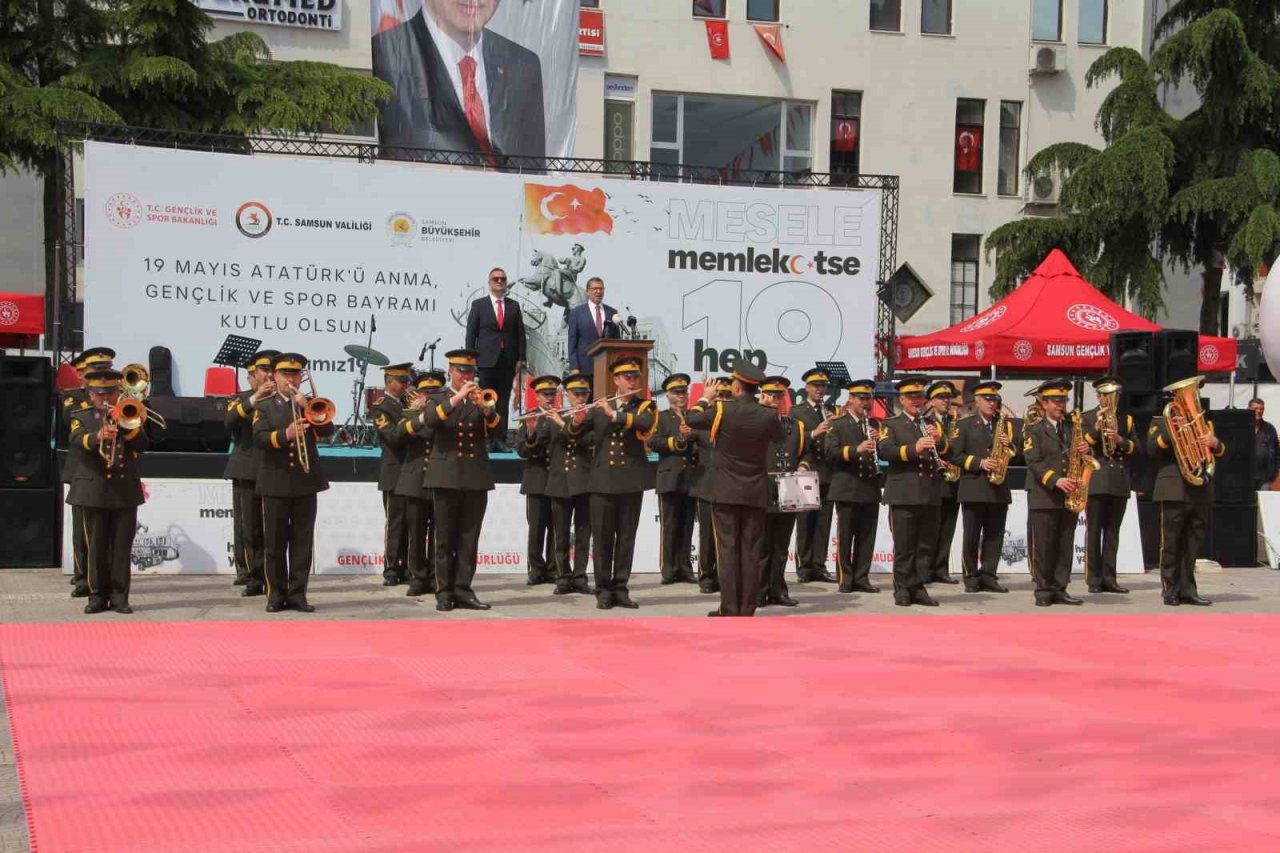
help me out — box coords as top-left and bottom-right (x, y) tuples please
(572, 579), (593, 595)
(111, 601), (133, 614)
(982, 578), (1009, 594)
(453, 598), (491, 611)
(436, 599), (454, 612)
(69, 575), (78, 585)
(852, 583), (880, 594)
(596, 594), (613, 610)
(773, 594), (799, 607)
(757, 595), (770, 608)
(837, 584), (854, 594)
(707, 609), (723, 617)
(1035, 598), (1053, 607)
(266, 600), (286, 613)
(84, 599), (109, 614)
(911, 589), (939, 607)
(676, 572), (699, 584)
(964, 581), (983, 593)
(553, 581), (574, 596)
(1180, 595), (1212, 606)
(613, 591), (639, 609)
(71, 586), (89, 599)
(406, 583), (428, 597)
(241, 585), (264, 598)
(1053, 592), (1083, 606)
(288, 598), (316, 613)
(931, 574), (959, 585)
(699, 581), (720, 594)
(1087, 585), (1102, 594)
(526, 574), (552, 586)
(660, 576), (678, 586)
(1162, 596), (1181, 607)
(1100, 582), (1130, 594)
(811, 570), (838, 583)
(233, 576), (249, 587)
(894, 593), (912, 607)
(382, 576), (400, 587)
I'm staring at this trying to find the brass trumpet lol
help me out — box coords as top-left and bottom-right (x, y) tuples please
(470, 387), (499, 408)
(99, 398), (147, 467)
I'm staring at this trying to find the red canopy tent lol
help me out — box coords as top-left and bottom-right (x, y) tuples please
(0, 292), (44, 349)
(894, 250), (1237, 374)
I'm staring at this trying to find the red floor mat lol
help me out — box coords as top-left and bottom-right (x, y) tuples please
(3, 615), (1279, 852)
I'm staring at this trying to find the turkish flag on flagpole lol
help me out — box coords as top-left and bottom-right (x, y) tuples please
(705, 20), (729, 60)
(753, 24), (785, 62)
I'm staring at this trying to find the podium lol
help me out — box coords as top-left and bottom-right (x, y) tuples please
(587, 338), (654, 400)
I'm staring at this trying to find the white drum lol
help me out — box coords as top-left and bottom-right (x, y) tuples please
(776, 470), (821, 513)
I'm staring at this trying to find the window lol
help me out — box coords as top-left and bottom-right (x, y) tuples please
(869, 0), (901, 32)
(953, 98), (985, 194)
(648, 94), (813, 181)
(580, 0), (600, 7)
(1032, 0), (1062, 41)
(950, 235), (981, 325)
(692, 0), (725, 18)
(603, 100), (634, 173)
(748, 0), (779, 22)
(921, 0), (952, 35)
(830, 90), (862, 186)
(1079, 0), (1108, 44)
(997, 101), (1022, 196)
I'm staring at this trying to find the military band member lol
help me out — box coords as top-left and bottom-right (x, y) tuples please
(948, 381), (1013, 593)
(648, 374), (699, 585)
(223, 349), (278, 597)
(1022, 379), (1087, 607)
(1082, 376), (1134, 594)
(373, 363), (413, 586)
(922, 381), (961, 585)
(394, 370), (445, 597)
(1148, 407), (1223, 606)
(546, 374), (594, 596)
(66, 368), (149, 613)
(791, 368), (837, 584)
(514, 374), (559, 585)
(252, 353), (334, 613)
(759, 375), (809, 607)
(577, 356), (655, 609)
(825, 379), (882, 594)
(62, 347), (114, 597)
(692, 377), (729, 593)
(877, 376), (948, 607)
(422, 348), (501, 611)
(687, 363), (781, 617)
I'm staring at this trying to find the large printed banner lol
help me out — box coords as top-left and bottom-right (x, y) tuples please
(85, 142), (882, 423)
(62, 482), (1142, 576)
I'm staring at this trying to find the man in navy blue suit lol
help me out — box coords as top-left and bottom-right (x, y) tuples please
(567, 277), (616, 380)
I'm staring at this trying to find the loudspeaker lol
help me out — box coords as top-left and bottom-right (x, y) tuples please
(0, 356), (54, 487)
(1120, 389), (1158, 417)
(148, 396), (231, 453)
(1210, 502), (1259, 567)
(1109, 331), (1155, 394)
(0, 487), (59, 567)
(1155, 329), (1198, 388)
(1208, 409), (1256, 504)
(1128, 411), (1156, 498)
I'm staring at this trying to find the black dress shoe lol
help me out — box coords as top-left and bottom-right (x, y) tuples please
(982, 579), (1009, 594)
(233, 576), (249, 587)
(893, 594), (912, 607)
(84, 599), (109, 614)
(699, 581), (719, 594)
(1100, 583), (1130, 594)
(453, 598), (491, 611)
(660, 577), (678, 586)
(405, 584), (428, 597)
(1035, 598), (1053, 607)
(1180, 595), (1212, 606)
(553, 582), (573, 596)
(111, 602), (133, 614)
(382, 577), (400, 587)
(596, 595), (613, 610)
(811, 570), (838, 583)
(1087, 585), (1102, 594)
(1162, 596), (1180, 606)
(931, 574), (959, 585)
(241, 585), (264, 598)
(837, 585), (854, 594)
(773, 594), (799, 607)
(964, 581), (983, 593)
(1053, 592), (1083, 606)
(572, 579), (593, 595)
(707, 609), (723, 617)
(288, 599), (316, 613)
(71, 587), (89, 598)
(676, 572), (699, 584)
(436, 599), (454, 612)
(911, 589), (939, 607)
(266, 601), (286, 613)
(852, 583), (880, 594)
(613, 592), (639, 609)
(526, 574), (552, 586)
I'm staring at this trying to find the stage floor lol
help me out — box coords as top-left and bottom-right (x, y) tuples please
(1, 570), (1278, 852)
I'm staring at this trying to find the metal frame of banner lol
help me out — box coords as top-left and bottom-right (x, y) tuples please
(52, 120), (900, 375)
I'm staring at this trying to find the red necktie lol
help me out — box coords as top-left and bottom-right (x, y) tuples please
(458, 56), (495, 164)
(496, 298), (505, 350)
(595, 304), (603, 335)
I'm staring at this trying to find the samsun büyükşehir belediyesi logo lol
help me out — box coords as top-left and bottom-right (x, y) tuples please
(235, 202), (273, 238)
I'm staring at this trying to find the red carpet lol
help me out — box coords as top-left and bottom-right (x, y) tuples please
(3, 615), (1279, 852)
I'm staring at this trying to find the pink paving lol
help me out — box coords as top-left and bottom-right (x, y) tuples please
(3, 616), (1280, 852)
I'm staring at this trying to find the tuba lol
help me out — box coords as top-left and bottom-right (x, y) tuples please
(1163, 375), (1214, 486)
(1064, 410), (1101, 514)
(1095, 379), (1121, 457)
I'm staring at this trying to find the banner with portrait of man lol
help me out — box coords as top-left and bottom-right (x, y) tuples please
(371, 0), (579, 159)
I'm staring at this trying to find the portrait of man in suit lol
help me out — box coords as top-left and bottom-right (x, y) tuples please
(373, 0), (547, 160)
(567, 276), (616, 378)
(466, 267), (527, 450)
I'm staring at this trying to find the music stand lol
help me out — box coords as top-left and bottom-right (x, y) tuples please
(814, 361), (853, 406)
(213, 335), (262, 370)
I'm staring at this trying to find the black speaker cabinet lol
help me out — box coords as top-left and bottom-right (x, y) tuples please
(0, 355), (54, 487)
(1207, 409), (1256, 504)
(148, 396), (231, 453)
(1155, 329), (1199, 389)
(1210, 502), (1259, 567)
(1110, 331), (1156, 394)
(0, 487), (59, 567)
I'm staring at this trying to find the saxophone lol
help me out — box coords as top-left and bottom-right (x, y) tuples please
(986, 409), (1015, 485)
(1064, 410), (1101, 514)
(1096, 380), (1121, 457)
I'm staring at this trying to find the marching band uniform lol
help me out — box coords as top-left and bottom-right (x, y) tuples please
(922, 382), (961, 585)
(514, 375), (558, 586)
(761, 376), (809, 607)
(252, 353), (334, 613)
(223, 349), (277, 597)
(422, 349), (501, 611)
(580, 357), (655, 609)
(692, 378), (728, 594)
(686, 364), (781, 617)
(791, 368), (838, 584)
(394, 370), (445, 597)
(62, 347), (113, 596)
(1148, 413), (1224, 606)
(824, 379), (882, 595)
(948, 381), (1014, 593)
(1082, 376), (1134, 594)
(1022, 379), (1083, 607)
(373, 363), (412, 586)
(877, 376), (946, 607)
(648, 374), (699, 585)
(546, 375), (595, 596)
(67, 369), (148, 613)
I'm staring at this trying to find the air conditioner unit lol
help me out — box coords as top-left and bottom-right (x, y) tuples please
(1030, 45), (1065, 76)
(1028, 171), (1062, 205)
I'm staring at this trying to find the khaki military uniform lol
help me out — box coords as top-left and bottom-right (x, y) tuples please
(877, 413), (949, 601)
(762, 415), (812, 603)
(647, 408), (699, 583)
(373, 393), (409, 583)
(824, 413), (882, 593)
(922, 412), (960, 582)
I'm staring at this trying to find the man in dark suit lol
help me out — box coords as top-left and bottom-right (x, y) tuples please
(465, 267), (526, 450)
(567, 277), (616, 379)
(372, 0), (546, 160)
(1022, 379), (1087, 607)
(686, 363), (783, 617)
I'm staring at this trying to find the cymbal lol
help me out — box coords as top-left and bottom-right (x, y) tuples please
(343, 344), (389, 367)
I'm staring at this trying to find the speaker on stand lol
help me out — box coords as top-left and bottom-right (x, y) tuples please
(1110, 332), (1158, 566)
(1207, 409), (1260, 567)
(0, 356), (59, 568)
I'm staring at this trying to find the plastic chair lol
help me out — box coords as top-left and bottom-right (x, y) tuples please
(203, 366), (238, 397)
(55, 362), (80, 390)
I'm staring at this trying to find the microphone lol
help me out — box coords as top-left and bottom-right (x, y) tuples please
(370, 313), (377, 333)
(625, 307), (637, 339)
(419, 341), (428, 361)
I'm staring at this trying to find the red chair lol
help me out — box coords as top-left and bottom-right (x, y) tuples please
(55, 362), (80, 391)
(203, 366), (238, 397)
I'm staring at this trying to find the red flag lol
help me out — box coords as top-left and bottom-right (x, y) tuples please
(832, 120), (858, 153)
(705, 20), (729, 59)
(955, 125), (982, 172)
(523, 184), (613, 236)
(753, 24), (785, 62)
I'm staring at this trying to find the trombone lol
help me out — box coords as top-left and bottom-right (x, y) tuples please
(469, 387), (500, 409)
(119, 363), (167, 429)
(99, 397), (148, 468)
(280, 371), (335, 473)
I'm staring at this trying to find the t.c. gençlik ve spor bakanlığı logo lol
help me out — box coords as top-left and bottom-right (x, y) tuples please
(106, 192), (143, 229)
(0, 301), (20, 327)
(236, 202), (273, 238)
(1013, 339), (1034, 361)
(960, 305), (1006, 333)
(1066, 303), (1120, 332)
(1199, 344), (1219, 366)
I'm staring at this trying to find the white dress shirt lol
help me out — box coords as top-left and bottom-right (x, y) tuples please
(423, 10), (492, 135)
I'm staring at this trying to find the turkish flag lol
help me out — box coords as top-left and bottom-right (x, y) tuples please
(523, 184), (613, 236)
(955, 125), (982, 172)
(753, 24), (785, 62)
(705, 20), (729, 60)
(832, 120), (858, 153)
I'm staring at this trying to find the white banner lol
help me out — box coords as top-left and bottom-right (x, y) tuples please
(1257, 492), (1280, 568)
(198, 0), (341, 32)
(84, 142), (882, 423)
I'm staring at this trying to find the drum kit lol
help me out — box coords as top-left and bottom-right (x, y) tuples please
(330, 342), (391, 447)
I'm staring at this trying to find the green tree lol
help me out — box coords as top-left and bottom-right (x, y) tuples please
(0, 0), (390, 310)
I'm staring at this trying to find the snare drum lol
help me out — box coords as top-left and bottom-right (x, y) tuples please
(776, 469), (821, 513)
